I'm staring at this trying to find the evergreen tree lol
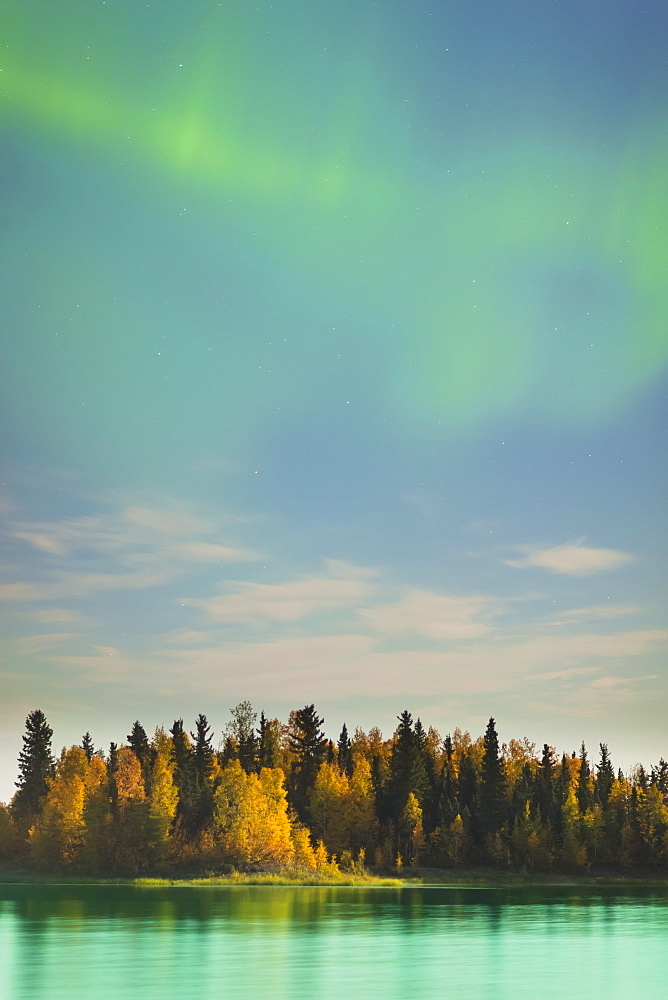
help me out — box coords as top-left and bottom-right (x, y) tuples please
(596, 744), (615, 805)
(107, 742), (119, 816)
(80, 733), (95, 762)
(257, 712), (280, 770)
(534, 744), (557, 828)
(457, 748), (479, 839)
(127, 721), (153, 795)
(169, 719), (196, 832)
(13, 709), (55, 822)
(433, 735), (457, 831)
(337, 723), (353, 776)
(651, 759), (668, 796)
(387, 712), (429, 820)
(480, 717), (506, 838)
(191, 714), (215, 787)
(288, 704), (327, 823)
(576, 742), (592, 812)
(414, 719), (437, 826)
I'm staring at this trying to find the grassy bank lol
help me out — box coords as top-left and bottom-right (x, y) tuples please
(1, 864), (667, 888)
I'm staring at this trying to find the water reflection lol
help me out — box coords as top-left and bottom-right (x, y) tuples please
(2, 885), (667, 1000)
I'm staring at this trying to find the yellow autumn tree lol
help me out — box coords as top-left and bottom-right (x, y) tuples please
(30, 746), (89, 869)
(147, 748), (178, 856)
(213, 762), (293, 867)
(400, 791), (424, 864)
(112, 746), (149, 871)
(561, 786), (588, 871)
(346, 754), (377, 852)
(308, 755), (377, 858)
(308, 762), (349, 855)
(82, 755), (112, 873)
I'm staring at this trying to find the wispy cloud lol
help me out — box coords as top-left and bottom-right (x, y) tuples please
(2, 498), (258, 604)
(183, 559), (376, 627)
(361, 588), (497, 640)
(550, 604), (638, 626)
(504, 539), (632, 576)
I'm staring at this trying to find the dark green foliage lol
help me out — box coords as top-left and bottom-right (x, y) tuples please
(256, 712), (279, 770)
(288, 704), (327, 822)
(190, 714), (215, 831)
(433, 735), (457, 830)
(13, 709), (54, 822)
(337, 723), (353, 776)
(169, 719), (196, 830)
(107, 742), (119, 815)
(387, 712), (429, 819)
(480, 718), (506, 838)
(534, 744), (557, 826)
(652, 759), (668, 795)
(80, 733), (95, 762)
(596, 744), (615, 805)
(577, 742), (592, 812)
(127, 721), (153, 795)
(127, 722), (151, 766)
(191, 714), (215, 785)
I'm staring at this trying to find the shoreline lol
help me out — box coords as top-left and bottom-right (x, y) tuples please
(1, 865), (667, 889)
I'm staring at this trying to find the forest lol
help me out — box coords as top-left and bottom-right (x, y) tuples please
(2, 706), (667, 876)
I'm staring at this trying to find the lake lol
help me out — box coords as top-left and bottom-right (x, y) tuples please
(2, 884), (667, 999)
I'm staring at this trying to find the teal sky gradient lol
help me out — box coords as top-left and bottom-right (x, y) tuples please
(1, 0), (666, 797)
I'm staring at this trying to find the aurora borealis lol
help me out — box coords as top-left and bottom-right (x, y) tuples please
(1, 0), (666, 794)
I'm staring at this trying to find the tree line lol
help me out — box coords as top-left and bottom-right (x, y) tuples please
(1, 705), (667, 875)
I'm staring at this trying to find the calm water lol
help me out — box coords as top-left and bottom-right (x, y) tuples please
(2, 884), (667, 1000)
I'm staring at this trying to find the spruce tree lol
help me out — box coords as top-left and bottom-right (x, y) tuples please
(576, 742), (592, 812)
(480, 717), (506, 837)
(169, 719), (196, 832)
(288, 704), (327, 822)
(81, 732), (95, 762)
(13, 709), (54, 822)
(257, 712), (279, 770)
(190, 714), (215, 830)
(337, 723), (353, 776)
(127, 721), (153, 795)
(596, 744), (615, 805)
(534, 744), (557, 827)
(387, 711), (429, 819)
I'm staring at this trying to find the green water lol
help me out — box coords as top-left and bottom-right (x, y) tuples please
(2, 884), (667, 1000)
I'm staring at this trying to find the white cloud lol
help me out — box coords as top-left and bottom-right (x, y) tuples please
(2, 498), (256, 605)
(361, 588), (496, 640)
(504, 539), (632, 576)
(550, 604), (638, 625)
(183, 560), (376, 626)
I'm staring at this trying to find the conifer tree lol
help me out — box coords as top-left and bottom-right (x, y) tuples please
(387, 712), (429, 820)
(13, 709), (55, 823)
(596, 744), (615, 806)
(577, 742), (592, 812)
(169, 719), (196, 832)
(257, 712), (280, 770)
(480, 717), (506, 837)
(337, 723), (353, 777)
(288, 704), (327, 822)
(127, 721), (153, 796)
(190, 714), (216, 832)
(81, 733), (95, 762)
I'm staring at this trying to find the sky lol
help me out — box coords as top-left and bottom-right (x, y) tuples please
(1, 0), (666, 800)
